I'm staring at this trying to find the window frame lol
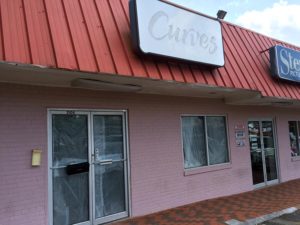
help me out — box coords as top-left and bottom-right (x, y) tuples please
(180, 114), (231, 173)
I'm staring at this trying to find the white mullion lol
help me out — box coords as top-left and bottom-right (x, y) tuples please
(204, 116), (210, 166)
(48, 110), (53, 225)
(122, 111), (130, 217)
(89, 112), (94, 225)
(295, 120), (300, 154)
(260, 121), (268, 184)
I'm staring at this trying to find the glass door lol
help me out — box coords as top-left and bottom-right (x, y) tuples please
(50, 111), (91, 225)
(92, 112), (128, 225)
(49, 110), (129, 225)
(248, 119), (279, 188)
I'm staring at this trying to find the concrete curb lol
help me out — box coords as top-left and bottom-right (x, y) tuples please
(225, 207), (298, 225)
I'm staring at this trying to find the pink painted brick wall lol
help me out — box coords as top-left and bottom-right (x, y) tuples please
(1, 83), (300, 225)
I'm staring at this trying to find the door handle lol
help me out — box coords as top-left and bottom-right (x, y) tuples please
(93, 159), (126, 165)
(50, 165), (67, 169)
(100, 159), (113, 165)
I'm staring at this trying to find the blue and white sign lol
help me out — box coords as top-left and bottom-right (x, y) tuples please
(270, 45), (300, 83)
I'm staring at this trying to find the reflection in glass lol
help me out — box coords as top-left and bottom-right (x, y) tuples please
(289, 121), (300, 156)
(93, 115), (124, 161)
(52, 114), (89, 225)
(53, 170), (89, 225)
(182, 116), (207, 168)
(206, 116), (229, 165)
(94, 162), (126, 218)
(249, 120), (278, 185)
(248, 121), (264, 185)
(52, 115), (88, 166)
(93, 114), (126, 220)
(262, 121), (277, 181)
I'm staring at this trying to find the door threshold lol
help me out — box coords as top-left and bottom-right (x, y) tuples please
(253, 181), (280, 190)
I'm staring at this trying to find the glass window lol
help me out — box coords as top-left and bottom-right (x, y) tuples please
(182, 116), (229, 169)
(288, 121), (300, 157)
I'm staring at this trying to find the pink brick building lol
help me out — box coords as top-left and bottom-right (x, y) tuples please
(1, 1), (300, 225)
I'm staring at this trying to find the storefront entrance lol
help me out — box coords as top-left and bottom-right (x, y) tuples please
(48, 110), (129, 225)
(248, 119), (279, 188)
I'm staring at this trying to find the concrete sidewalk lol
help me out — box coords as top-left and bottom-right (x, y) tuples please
(112, 179), (300, 225)
(259, 209), (300, 225)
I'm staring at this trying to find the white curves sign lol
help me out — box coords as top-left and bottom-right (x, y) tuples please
(130, 0), (225, 67)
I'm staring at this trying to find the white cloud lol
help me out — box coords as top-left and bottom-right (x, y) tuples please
(227, 0), (249, 8)
(235, 0), (300, 46)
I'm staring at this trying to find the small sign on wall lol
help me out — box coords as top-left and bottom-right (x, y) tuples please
(235, 130), (245, 139)
(32, 149), (42, 166)
(234, 124), (246, 147)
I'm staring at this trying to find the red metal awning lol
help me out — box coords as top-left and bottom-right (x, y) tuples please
(0, 0), (300, 100)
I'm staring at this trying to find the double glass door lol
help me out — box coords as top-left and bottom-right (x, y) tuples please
(248, 120), (279, 187)
(49, 110), (129, 225)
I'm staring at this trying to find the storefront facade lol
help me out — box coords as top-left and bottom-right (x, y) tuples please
(1, 1), (300, 225)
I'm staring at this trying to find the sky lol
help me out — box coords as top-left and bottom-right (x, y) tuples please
(169, 0), (300, 47)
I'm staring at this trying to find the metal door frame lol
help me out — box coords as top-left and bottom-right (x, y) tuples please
(48, 109), (130, 225)
(248, 118), (279, 188)
(91, 111), (129, 225)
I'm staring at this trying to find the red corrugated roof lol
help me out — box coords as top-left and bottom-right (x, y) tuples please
(0, 0), (300, 99)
